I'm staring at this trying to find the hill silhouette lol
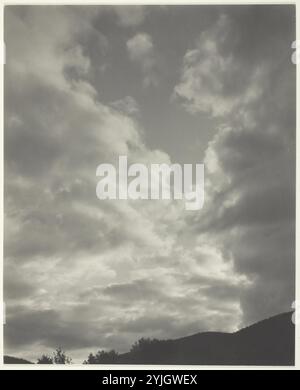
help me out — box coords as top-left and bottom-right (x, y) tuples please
(4, 312), (295, 365)
(4, 356), (33, 364)
(116, 312), (295, 365)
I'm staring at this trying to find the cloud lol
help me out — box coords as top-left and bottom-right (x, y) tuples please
(127, 33), (154, 62)
(126, 33), (158, 87)
(4, 307), (105, 351)
(4, 6), (245, 362)
(173, 14), (265, 117)
(5, 5), (294, 363)
(175, 7), (295, 325)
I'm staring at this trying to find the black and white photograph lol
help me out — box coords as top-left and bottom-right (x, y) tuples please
(2, 2), (297, 368)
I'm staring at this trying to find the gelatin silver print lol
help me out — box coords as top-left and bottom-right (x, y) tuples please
(3, 4), (296, 366)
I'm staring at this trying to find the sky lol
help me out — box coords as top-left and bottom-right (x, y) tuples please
(4, 5), (296, 363)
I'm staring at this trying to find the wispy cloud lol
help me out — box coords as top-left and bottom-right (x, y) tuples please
(127, 33), (158, 87)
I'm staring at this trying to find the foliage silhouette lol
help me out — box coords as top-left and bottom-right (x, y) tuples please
(37, 348), (72, 364)
(130, 337), (161, 353)
(37, 354), (53, 364)
(53, 347), (72, 364)
(83, 350), (119, 364)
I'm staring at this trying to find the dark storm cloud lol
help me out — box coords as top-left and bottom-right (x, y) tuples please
(175, 5), (295, 324)
(4, 308), (103, 350)
(174, 6), (295, 117)
(4, 273), (36, 300)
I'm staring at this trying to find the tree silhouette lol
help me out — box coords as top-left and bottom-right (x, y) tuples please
(53, 348), (72, 364)
(130, 337), (160, 353)
(37, 354), (53, 364)
(83, 350), (119, 364)
(37, 348), (72, 364)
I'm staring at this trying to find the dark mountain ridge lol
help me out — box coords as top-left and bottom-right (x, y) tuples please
(117, 312), (295, 365)
(4, 356), (33, 364)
